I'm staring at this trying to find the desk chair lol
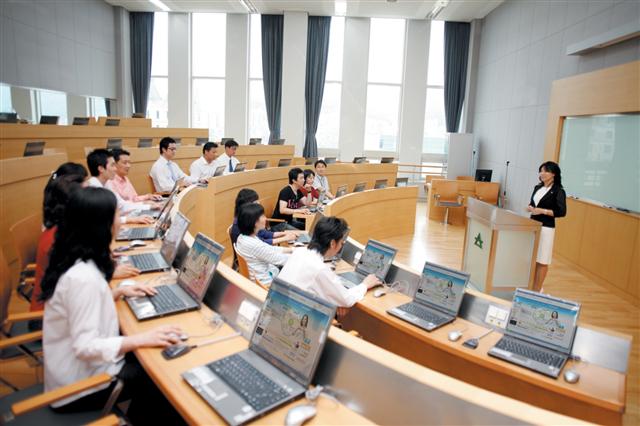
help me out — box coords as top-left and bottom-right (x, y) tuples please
(475, 181), (499, 205)
(9, 214), (42, 302)
(233, 246), (268, 290)
(147, 176), (156, 194)
(432, 180), (463, 225)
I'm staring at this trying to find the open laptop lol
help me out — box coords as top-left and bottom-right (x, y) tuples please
(324, 157), (337, 164)
(488, 289), (580, 378)
(272, 138), (285, 145)
(196, 137), (209, 146)
(105, 118), (120, 126)
(395, 177), (409, 187)
(183, 279), (336, 426)
(72, 117), (90, 125)
(387, 261), (469, 332)
(121, 211), (190, 273)
(305, 157), (317, 165)
(23, 141), (45, 157)
(213, 165), (226, 176)
(130, 181), (179, 220)
(335, 185), (347, 197)
(117, 198), (173, 241)
(277, 158), (291, 167)
(39, 115), (59, 124)
(126, 233), (224, 321)
(294, 213), (322, 245)
(254, 160), (269, 169)
(0, 112), (18, 123)
(233, 162), (247, 173)
(106, 138), (122, 150)
(374, 179), (388, 189)
(138, 138), (153, 148)
(380, 157), (394, 164)
(353, 182), (366, 192)
(353, 157), (366, 164)
(249, 138), (262, 145)
(338, 239), (397, 288)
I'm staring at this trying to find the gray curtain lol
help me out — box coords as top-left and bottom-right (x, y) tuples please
(130, 12), (154, 115)
(261, 15), (284, 144)
(104, 99), (111, 116)
(303, 17), (331, 158)
(444, 21), (471, 133)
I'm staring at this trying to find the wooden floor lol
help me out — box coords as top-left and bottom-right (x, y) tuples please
(2, 202), (638, 424)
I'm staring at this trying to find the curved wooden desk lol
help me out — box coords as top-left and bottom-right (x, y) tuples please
(320, 163), (398, 193)
(108, 188), (586, 425)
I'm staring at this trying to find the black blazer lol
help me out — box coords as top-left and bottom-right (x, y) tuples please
(529, 183), (566, 228)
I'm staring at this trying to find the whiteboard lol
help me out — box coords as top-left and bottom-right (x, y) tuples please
(559, 114), (640, 213)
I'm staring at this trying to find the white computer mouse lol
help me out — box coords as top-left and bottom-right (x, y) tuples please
(118, 279), (136, 287)
(130, 240), (146, 247)
(284, 404), (317, 426)
(563, 369), (580, 384)
(448, 330), (464, 342)
(373, 288), (386, 298)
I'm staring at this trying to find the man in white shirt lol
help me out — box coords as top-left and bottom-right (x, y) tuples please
(86, 149), (153, 224)
(213, 139), (240, 174)
(150, 137), (202, 192)
(312, 159), (334, 199)
(279, 216), (380, 311)
(189, 142), (219, 180)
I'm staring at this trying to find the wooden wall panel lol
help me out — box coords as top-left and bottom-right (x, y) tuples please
(554, 198), (586, 265)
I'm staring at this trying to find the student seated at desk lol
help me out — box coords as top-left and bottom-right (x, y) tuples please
(189, 141), (219, 180)
(313, 160), (334, 199)
(230, 188), (298, 246)
(235, 203), (292, 286)
(279, 216), (381, 310)
(106, 148), (163, 202)
(272, 168), (311, 231)
(213, 139), (240, 174)
(300, 169), (320, 205)
(150, 137), (204, 192)
(40, 187), (184, 424)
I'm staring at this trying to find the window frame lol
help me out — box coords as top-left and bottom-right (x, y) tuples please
(422, 21), (447, 163)
(147, 12), (169, 128)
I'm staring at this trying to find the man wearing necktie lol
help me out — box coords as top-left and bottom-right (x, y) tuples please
(214, 139), (240, 174)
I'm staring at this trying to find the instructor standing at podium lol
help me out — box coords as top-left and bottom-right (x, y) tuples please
(527, 161), (566, 292)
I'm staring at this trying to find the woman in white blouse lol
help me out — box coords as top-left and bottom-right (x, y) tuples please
(40, 187), (184, 423)
(235, 203), (292, 286)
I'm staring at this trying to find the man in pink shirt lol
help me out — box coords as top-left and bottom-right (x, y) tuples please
(106, 148), (163, 202)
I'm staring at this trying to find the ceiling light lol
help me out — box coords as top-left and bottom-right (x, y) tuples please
(240, 0), (258, 14)
(426, 0), (449, 20)
(149, 0), (170, 12)
(335, 1), (347, 16)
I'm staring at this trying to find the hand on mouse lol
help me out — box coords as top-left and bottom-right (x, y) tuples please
(117, 282), (158, 298)
(362, 274), (382, 289)
(128, 325), (184, 349)
(113, 263), (141, 279)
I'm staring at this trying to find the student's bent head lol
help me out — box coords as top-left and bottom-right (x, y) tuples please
(234, 188), (260, 217)
(224, 139), (239, 156)
(203, 142), (219, 162)
(308, 216), (349, 257)
(237, 203), (266, 236)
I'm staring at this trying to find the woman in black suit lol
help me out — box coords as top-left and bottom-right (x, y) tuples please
(527, 161), (566, 292)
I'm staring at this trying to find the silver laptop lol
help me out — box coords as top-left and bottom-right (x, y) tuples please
(183, 279), (336, 426)
(213, 165), (226, 176)
(249, 138), (262, 145)
(126, 233), (224, 321)
(117, 195), (175, 241)
(23, 141), (45, 157)
(295, 213), (322, 244)
(106, 138), (122, 150)
(255, 160), (269, 169)
(129, 181), (179, 220)
(380, 157), (394, 164)
(233, 162), (247, 172)
(272, 138), (285, 145)
(387, 261), (469, 332)
(488, 289), (580, 378)
(339, 239), (397, 288)
(374, 179), (388, 189)
(352, 157), (366, 164)
(395, 177), (409, 187)
(335, 185), (347, 197)
(138, 138), (153, 148)
(353, 182), (366, 192)
(121, 211), (190, 273)
(324, 157), (337, 164)
(277, 158), (291, 167)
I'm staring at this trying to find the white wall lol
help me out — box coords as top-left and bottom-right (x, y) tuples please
(472, 0), (640, 213)
(0, 0), (117, 99)
(225, 14), (249, 144)
(168, 13), (190, 128)
(114, 6), (133, 117)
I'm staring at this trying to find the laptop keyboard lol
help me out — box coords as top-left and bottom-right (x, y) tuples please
(209, 354), (289, 411)
(131, 253), (164, 271)
(398, 303), (449, 326)
(149, 285), (186, 314)
(127, 227), (155, 240)
(495, 337), (565, 368)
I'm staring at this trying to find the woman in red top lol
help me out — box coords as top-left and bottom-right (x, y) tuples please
(299, 169), (319, 205)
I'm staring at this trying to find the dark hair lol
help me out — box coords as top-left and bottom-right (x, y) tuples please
(303, 169), (315, 181)
(203, 142), (218, 154)
(224, 140), (239, 149)
(237, 203), (265, 236)
(111, 148), (130, 162)
(288, 167), (304, 184)
(159, 137), (176, 154)
(538, 161), (562, 188)
(43, 175), (84, 229)
(86, 149), (113, 177)
(40, 187), (117, 301)
(308, 216), (349, 255)
(314, 160), (327, 168)
(234, 188), (259, 217)
(53, 162), (88, 179)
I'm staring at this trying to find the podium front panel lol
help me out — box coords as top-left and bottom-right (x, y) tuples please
(463, 218), (492, 291)
(493, 230), (536, 288)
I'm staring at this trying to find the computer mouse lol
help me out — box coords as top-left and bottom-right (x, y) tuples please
(118, 279), (136, 288)
(563, 369), (580, 384)
(130, 240), (146, 247)
(448, 330), (464, 342)
(161, 344), (192, 360)
(168, 333), (189, 341)
(284, 404), (317, 426)
(373, 288), (386, 298)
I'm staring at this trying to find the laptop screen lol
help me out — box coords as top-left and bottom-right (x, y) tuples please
(506, 289), (580, 354)
(250, 279), (336, 386)
(160, 211), (191, 264)
(355, 240), (397, 281)
(178, 233), (224, 301)
(414, 262), (469, 316)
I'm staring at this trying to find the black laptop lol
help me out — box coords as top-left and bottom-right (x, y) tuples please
(338, 239), (397, 288)
(39, 115), (59, 124)
(277, 158), (291, 167)
(254, 160), (269, 169)
(116, 195), (175, 241)
(374, 179), (388, 189)
(249, 138), (262, 145)
(23, 141), (45, 157)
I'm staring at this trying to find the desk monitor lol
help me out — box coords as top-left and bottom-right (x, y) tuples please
(353, 182), (366, 192)
(23, 141), (45, 157)
(374, 179), (388, 189)
(196, 137), (209, 146)
(272, 138), (285, 145)
(353, 157), (367, 164)
(106, 139), (123, 150)
(305, 157), (317, 165)
(277, 158), (292, 167)
(233, 162), (247, 173)
(324, 157), (337, 164)
(105, 118), (120, 126)
(72, 117), (90, 125)
(395, 177), (409, 187)
(335, 185), (347, 197)
(249, 138), (262, 145)
(255, 160), (269, 169)
(380, 157), (395, 164)
(138, 138), (153, 148)
(132, 112), (146, 118)
(0, 112), (18, 123)
(475, 169), (492, 182)
(39, 115), (59, 125)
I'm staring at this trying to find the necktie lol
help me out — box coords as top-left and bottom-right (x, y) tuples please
(229, 158), (234, 173)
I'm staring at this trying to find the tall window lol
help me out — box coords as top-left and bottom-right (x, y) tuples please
(192, 13), (226, 140)
(147, 12), (168, 127)
(38, 89), (68, 124)
(423, 21), (447, 155)
(89, 97), (107, 118)
(0, 84), (11, 113)
(248, 14), (270, 143)
(364, 19), (405, 152)
(315, 17), (344, 150)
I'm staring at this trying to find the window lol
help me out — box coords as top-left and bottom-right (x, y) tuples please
(147, 12), (168, 127)
(423, 21), (447, 155)
(89, 97), (107, 118)
(364, 19), (405, 152)
(38, 89), (68, 125)
(248, 14), (270, 143)
(316, 17), (344, 150)
(0, 84), (11, 113)
(192, 13), (226, 140)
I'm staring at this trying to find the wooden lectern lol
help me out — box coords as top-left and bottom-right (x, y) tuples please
(462, 198), (541, 294)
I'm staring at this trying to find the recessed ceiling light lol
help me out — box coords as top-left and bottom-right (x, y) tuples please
(149, 0), (170, 12)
